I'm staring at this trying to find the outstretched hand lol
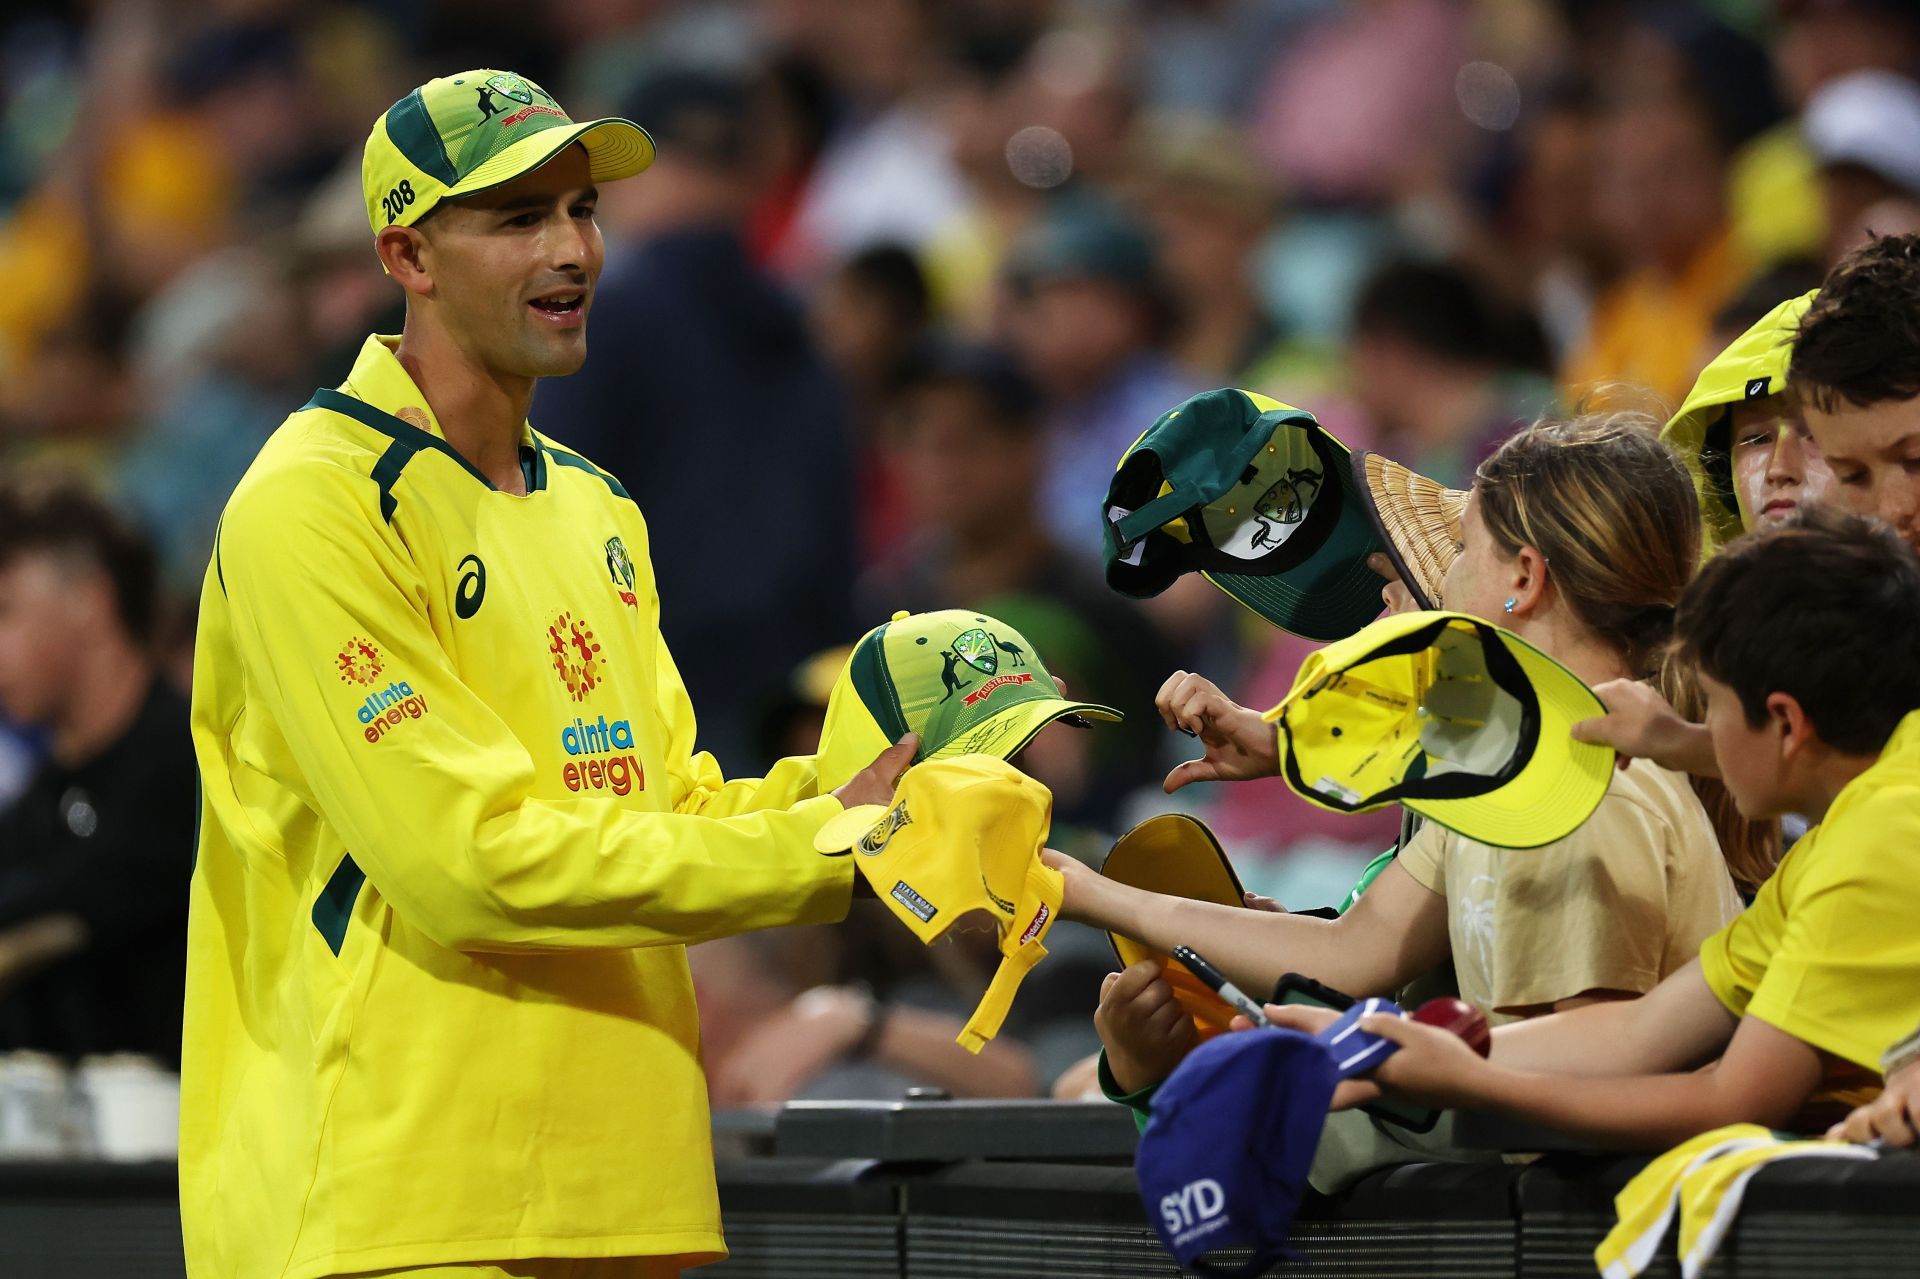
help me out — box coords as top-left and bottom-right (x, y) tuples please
(1571, 679), (1717, 776)
(1155, 671), (1280, 793)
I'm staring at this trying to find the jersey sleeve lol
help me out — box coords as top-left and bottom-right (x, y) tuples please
(648, 611), (827, 821)
(216, 461), (853, 953)
(1744, 789), (1920, 1070)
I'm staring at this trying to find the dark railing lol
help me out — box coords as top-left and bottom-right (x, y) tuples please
(2, 1101), (1916, 1276)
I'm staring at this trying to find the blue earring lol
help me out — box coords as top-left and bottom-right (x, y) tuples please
(1503, 597), (1516, 613)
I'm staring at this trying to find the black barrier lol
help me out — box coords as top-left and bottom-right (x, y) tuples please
(3, 1108), (1919, 1277)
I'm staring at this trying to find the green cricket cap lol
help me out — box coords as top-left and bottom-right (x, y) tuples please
(814, 609), (1122, 792)
(1103, 388), (1387, 641)
(362, 69), (654, 236)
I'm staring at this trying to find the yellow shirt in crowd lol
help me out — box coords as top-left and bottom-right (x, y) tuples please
(1700, 710), (1920, 1105)
(1400, 759), (1742, 1024)
(182, 336), (854, 1279)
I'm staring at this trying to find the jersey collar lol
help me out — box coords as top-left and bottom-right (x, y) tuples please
(338, 334), (547, 490)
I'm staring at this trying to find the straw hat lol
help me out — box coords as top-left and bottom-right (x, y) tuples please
(1353, 452), (1468, 610)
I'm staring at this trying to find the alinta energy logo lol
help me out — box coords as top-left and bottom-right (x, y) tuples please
(547, 612), (603, 702)
(559, 713), (644, 796)
(358, 680), (430, 744)
(336, 637), (384, 686)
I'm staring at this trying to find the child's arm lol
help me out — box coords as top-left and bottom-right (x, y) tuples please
(1047, 851), (1451, 1002)
(1299, 965), (1820, 1148)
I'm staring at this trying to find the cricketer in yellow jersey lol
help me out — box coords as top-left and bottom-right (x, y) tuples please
(180, 70), (917, 1279)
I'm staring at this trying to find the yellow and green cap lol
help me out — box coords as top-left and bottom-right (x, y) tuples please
(362, 69), (654, 236)
(813, 755), (1062, 1052)
(1103, 388), (1387, 641)
(1099, 813), (1247, 1038)
(1662, 290), (1816, 556)
(1263, 611), (1615, 849)
(813, 608), (1121, 793)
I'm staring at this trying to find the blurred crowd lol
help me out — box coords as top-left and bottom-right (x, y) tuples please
(4, 0), (1920, 1115)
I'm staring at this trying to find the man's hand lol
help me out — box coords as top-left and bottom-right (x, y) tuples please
(1097, 960), (1200, 1094)
(1155, 671), (1279, 793)
(1571, 680), (1717, 777)
(1828, 1059), (1920, 1148)
(710, 985), (874, 1108)
(832, 733), (919, 809)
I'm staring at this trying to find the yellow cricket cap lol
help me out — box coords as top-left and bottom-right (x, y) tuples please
(813, 608), (1121, 794)
(362, 69), (654, 237)
(1662, 290), (1817, 556)
(1264, 611), (1615, 849)
(813, 756), (1063, 1053)
(1099, 814), (1246, 1037)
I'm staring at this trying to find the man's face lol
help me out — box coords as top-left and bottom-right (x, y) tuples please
(1730, 397), (1834, 530)
(0, 553), (88, 727)
(1801, 392), (1920, 552)
(1006, 278), (1147, 398)
(415, 145), (603, 379)
(1699, 670), (1790, 821)
(892, 383), (1036, 535)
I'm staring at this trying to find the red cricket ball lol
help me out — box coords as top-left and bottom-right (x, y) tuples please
(1411, 996), (1492, 1058)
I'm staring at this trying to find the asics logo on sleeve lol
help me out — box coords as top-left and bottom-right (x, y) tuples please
(455, 555), (487, 618)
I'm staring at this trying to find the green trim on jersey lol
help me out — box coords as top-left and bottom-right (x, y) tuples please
(303, 387), (554, 499)
(312, 853), (367, 956)
(370, 437), (424, 524)
(544, 444), (630, 501)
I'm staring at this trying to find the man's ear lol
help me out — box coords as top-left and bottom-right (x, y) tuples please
(1766, 691), (1818, 762)
(375, 224), (434, 297)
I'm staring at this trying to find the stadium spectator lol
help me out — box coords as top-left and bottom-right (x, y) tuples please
(1346, 258), (1557, 488)
(1792, 232), (1920, 555)
(1003, 198), (1198, 559)
(1053, 416), (1760, 1189)
(533, 66), (856, 773)
(1270, 508), (1920, 1145)
(1562, 88), (1751, 408)
(808, 243), (933, 562)
(0, 472), (190, 1067)
(858, 338), (1175, 828)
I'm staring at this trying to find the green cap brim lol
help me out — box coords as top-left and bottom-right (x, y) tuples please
(923, 699), (1122, 763)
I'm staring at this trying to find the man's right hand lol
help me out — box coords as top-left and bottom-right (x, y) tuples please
(1155, 671), (1279, 793)
(831, 733), (919, 810)
(1096, 960), (1200, 1094)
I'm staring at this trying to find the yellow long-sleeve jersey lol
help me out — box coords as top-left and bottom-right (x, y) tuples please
(182, 335), (854, 1279)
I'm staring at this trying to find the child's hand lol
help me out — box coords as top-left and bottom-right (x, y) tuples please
(1571, 680), (1713, 775)
(1827, 1057), (1920, 1147)
(1096, 961), (1199, 1093)
(1155, 671), (1279, 792)
(1347, 1011), (1489, 1108)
